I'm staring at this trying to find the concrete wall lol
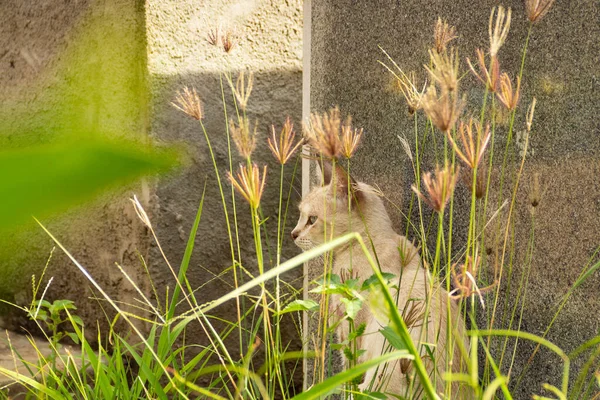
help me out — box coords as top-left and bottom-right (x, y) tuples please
(309, 0), (600, 397)
(145, 0), (303, 387)
(0, 0), (304, 372)
(0, 0), (151, 332)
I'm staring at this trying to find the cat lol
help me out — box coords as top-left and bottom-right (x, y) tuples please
(291, 162), (469, 398)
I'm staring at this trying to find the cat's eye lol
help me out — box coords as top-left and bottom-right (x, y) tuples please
(308, 215), (318, 225)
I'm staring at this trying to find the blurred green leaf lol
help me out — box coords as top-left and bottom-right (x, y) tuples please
(380, 326), (407, 351)
(278, 299), (319, 315)
(0, 138), (179, 230)
(361, 272), (396, 291)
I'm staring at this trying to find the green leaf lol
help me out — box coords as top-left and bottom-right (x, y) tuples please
(278, 299), (319, 315)
(331, 343), (345, 351)
(71, 315), (84, 327)
(168, 184), (206, 319)
(32, 299), (52, 308)
(361, 272), (396, 291)
(33, 310), (48, 321)
(0, 366), (65, 399)
(0, 138), (179, 230)
(291, 350), (413, 400)
(340, 297), (363, 320)
(52, 299), (76, 310)
(344, 278), (360, 290)
(380, 326), (407, 350)
(66, 332), (80, 344)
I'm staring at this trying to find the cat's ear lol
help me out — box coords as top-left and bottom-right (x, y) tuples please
(313, 161), (326, 186)
(321, 161), (364, 206)
(321, 161), (333, 186)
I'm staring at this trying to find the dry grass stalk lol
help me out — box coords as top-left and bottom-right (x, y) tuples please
(525, 0), (556, 23)
(449, 253), (497, 308)
(421, 85), (464, 133)
(434, 17), (457, 54)
(341, 116), (363, 159)
(526, 97), (537, 132)
(228, 163), (267, 209)
(268, 117), (303, 164)
(398, 239), (419, 269)
(397, 134), (413, 162)
(230, 117), (258, 159)
(425, 48), (459, 93)
(489, 6), (511, 57)
(496, 73), (521, 110)
(467, 49), (500, 92)
(402, 301), (426, 330)
(234, 71), (253, 112)
(130, 195), (152, 229)
(303, 107), (344, 160)
(448, 117), (491, 169)
(412, 162), (460, 213)
(172, 86), (203, 121)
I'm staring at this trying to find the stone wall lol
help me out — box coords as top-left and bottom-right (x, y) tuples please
(309, 0), (600, 397)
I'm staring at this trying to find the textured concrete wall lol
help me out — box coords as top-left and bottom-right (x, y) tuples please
(310, 0), (600, 397)
(0, 0), (303, 368)
(0, 0), (151, 332)
(145, 0), (303, 388)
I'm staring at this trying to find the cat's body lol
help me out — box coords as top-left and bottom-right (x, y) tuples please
(292, 164), (468, 398)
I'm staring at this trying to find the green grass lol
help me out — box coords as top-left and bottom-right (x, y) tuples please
(2, 4), (600, 399)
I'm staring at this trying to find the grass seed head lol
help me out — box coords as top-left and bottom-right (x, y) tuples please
(172, 86), (204, 121)
(228, 163), (267, 210)
(340, 115), (363, 159)
(412, 161), (460, 213)
(207, 26), (220, 46)
(449, 253), (497, 308)
(425, 47), (459, 93)
(130, 195), (152, 229)
(230, 117), (258, 159)
(527, 97), (537, 132)
(222, 29), (237, 53)
(422, 85), (464, 133)
(234, 71), (253, 112)
(434, 17), (458, 54)
(526, 0), (556, 23)
(497, 73), (521, 110)
(303, 107), (344, 160)
(268, 117), (303, 164)
(394, 71), (426, 114)
(448, 117), (491, 169)
(467, 49), (500, 92)
(489, 6), (511, 57)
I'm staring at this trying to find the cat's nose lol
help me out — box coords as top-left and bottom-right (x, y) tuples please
(291, 230), (299, 240)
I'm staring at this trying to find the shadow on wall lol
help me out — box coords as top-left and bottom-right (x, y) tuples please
(146, 69), (304, 391)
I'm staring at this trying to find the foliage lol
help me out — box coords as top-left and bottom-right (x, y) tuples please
(2, 3), (600, 399)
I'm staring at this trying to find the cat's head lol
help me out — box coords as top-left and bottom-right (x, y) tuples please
(291, 162), (392, 251)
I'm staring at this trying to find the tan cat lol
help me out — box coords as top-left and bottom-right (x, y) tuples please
(292, 163), (469, 398)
